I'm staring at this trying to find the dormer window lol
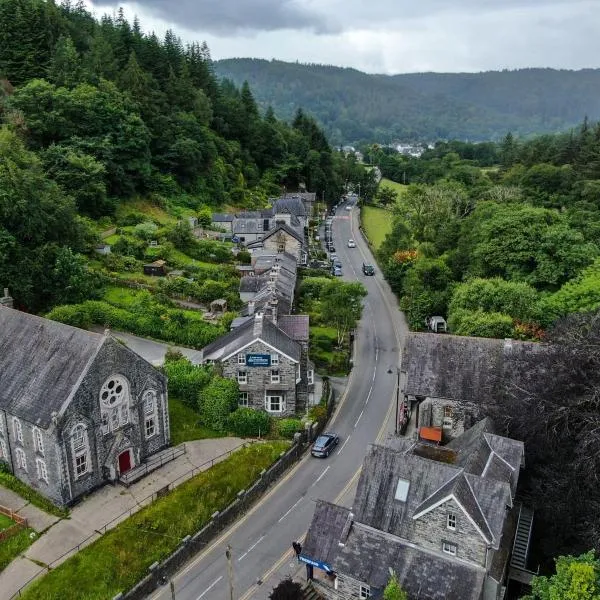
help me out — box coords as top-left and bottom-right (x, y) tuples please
(395, 478), (410, 502)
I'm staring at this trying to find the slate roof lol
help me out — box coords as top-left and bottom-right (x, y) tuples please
(278, 315), (310, 342)
(260, 222), (305, 244)
(239, 275), (268, 294)
(201, 314), (301, 362)
(273, 196), (308, 217)
(301, 500), (352, 568)
(0, 307), (105, 428)
(211, 213), (234, 222)
(402, 332), (546, 403)
(353, 442), (512, 549)
(333, 523), (485, 600)
(233, 218), (265, 235)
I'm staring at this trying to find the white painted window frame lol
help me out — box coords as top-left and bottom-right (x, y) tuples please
(307, 369), (314, 385)
(237, 371), (248, 384)
(13, 417), (23, 443)
(239, 392), (249, 407)
(271, 369), (280, 384)
(143, 390), (159, 439)
(447, 513), (457, 531)
(0, 439), (7, 462)
(271, 353), (279, 366)
(359, 584), (371, 599)
(265, 394), (284, 413)
(238, 353), (246, 365)
(32, 426), (44, 455)
(16, 447), (27, 471)
(71, 424), (90, 478)
(442, 541), (457, 556)
(36, 458), (48, 483)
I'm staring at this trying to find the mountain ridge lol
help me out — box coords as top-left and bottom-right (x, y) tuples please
(214, 58), (600, 144)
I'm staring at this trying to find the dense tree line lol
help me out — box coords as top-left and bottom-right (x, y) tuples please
(374, 120), (600, 337)
(214, 59), (600, 144)
(0, 0), (358, 312)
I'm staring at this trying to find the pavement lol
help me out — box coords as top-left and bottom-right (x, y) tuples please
(0, 437), (243, 599)
(147, 198), (410, 600)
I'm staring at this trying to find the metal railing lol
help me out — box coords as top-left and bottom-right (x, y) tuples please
(119, 445), (186, 486)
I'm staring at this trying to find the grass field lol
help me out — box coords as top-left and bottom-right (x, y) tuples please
(0, 527), (36, 572)
(21, 442), (289, 600)
(380, 177), (408, 196)
(0, 513), (15, 531)
(361, 205), (393, 250)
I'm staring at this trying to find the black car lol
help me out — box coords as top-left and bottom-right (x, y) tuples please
(362, 262), (375, 276)
(311, 432), (339, 457)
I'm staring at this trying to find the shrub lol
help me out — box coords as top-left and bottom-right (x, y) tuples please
(162, 358), (213, 406)
(44, 304), (91, 330)
(199, 377), (239, 431)
(237, 250), (251, 264)
(226, 408), (272, 437)
(308, 404), (327, 424)
(449, 309), (514, 338)
(133, 221), (158, 240)
(276, 418), (303, 439)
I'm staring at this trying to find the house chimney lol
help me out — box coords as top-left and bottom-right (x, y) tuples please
(253, 312), (264, 336)
(248, 300), (255, 315)
(0, 288), (13, 308)
(267, 298), (278, 326)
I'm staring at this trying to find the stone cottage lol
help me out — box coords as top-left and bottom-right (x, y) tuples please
(401, 333), (545, 440)
(0, 307), (169, 507)
(301, 419), (525, 600)
(247, 222), (307, 265)
(200, 312), (314, 415)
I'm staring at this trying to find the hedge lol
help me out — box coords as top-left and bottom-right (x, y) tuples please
(226, 408), (272, 437)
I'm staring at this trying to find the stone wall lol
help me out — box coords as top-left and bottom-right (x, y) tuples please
(221, 339), (298, 416)
(411, 500), (488, 566)
(415, 396), (482, 441)
(119, 442), (305, 600)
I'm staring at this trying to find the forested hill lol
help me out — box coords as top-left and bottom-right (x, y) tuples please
(214, 58), (600, 144)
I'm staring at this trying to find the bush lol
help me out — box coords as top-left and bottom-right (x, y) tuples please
(162, 359), (213, 407)
(308, 404), (327, 424)
(449, 309), (514, 338)
(226, 408), (272, 437)
(199, 377), (239, 431)
(237, 250), (251, 264)
(276, 418), (303, 439)
(43, 304), (91, 330)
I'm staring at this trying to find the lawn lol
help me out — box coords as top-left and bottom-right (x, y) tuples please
(115, 200), (195, 226)
(169, 397), (224, 446)
(21, 441), (289, 600)
(361, 205), (393, 250)
(380, 177), (408, 196)
(0, 513), (15, 531)
(0, 526), (36, 572)
(0, 471), (67, 518)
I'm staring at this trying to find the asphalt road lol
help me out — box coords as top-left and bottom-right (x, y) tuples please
(149, 199), (409, 600)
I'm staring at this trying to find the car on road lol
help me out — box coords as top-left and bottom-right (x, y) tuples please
(345, 205), (352, 210)
(362, 262), (375, 276)
(328, 245), (336, 253)
(347, 239), (356, 248)
(311, 432), (339, 457)
(333, 266), (343, 276)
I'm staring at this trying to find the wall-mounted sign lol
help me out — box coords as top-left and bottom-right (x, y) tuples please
(246, 353), (271, 367)
(299, 555), (332, 571)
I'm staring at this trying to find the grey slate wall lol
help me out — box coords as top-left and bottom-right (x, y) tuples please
(412, 500), (488, 566)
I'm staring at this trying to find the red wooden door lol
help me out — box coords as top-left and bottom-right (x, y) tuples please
(118, 450), (131, 473)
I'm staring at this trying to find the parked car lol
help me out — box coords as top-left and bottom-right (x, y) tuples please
(333, 266), (343, 276)
(311, 432), (339, 457)
(362, 262), (375, 276)
(347, 239), (356, 248)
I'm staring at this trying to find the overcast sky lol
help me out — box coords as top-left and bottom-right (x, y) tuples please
(85, 0), (599, 74)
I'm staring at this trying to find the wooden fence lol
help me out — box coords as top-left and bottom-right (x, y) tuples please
(0, 505), (28, 542)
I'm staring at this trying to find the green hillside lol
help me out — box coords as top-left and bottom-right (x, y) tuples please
(214, 59), (600, 143)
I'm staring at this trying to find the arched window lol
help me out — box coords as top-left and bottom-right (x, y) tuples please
(142, 390), (159, 439)
(99, 375), (130, 434)
(32, 427), (44, 455)
(71, 424), (90, 478)
(12, 417), (23, 443)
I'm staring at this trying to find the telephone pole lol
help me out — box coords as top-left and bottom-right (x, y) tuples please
(226, 544), (234, 600)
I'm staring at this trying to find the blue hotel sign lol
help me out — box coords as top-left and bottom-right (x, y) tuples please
(299, 555), (332, 571)
(246, 353), (271, 367)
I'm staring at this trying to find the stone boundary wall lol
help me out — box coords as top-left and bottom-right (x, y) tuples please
(118, 442), (305, 600)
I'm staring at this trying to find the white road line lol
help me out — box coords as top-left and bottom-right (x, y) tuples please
(313, 466), (330, 486)
(365, 384), (374, 405)
(337, 436), (350, 455)
(238, 535), (265, 561)
(355, 410), (364, 427)
(196, 575), (223, 599)
(277, 498), (303, 523)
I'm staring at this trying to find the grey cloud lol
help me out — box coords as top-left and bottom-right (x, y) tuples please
(89, 0), (338, 34)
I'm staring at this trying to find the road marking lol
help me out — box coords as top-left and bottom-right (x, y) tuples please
(354, 410), (364, 427)
(312, 466), (330, 486)
(277, 498), (303, 523)
(238, 535), (265, 561)
(365, 384), (374, 404)
(337, 436), (350, 455)
(196, 575), (223, 599)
